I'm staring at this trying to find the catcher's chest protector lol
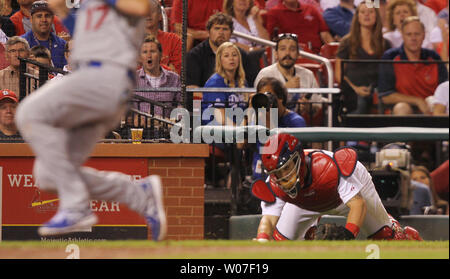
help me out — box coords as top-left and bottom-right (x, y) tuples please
(253, 147), (358, 212)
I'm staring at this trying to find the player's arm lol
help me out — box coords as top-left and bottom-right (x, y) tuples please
(255, 215), (279, 242)
(104, 0), (151, 17)
(344, 192), (366, 238)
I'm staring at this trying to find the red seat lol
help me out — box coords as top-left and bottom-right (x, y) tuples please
(0, 43), (10, 70)
(319, 42), (340, 86)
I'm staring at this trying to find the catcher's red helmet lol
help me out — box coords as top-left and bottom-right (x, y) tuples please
(261, 133), (305, 198)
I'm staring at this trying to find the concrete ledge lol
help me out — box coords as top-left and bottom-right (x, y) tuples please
(399, 215), (449, 240)
(229, 214), (449, 240)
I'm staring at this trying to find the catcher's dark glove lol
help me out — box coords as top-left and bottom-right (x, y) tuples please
(307, 223), (355, 240)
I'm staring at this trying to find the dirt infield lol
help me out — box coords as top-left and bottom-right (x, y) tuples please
(0, 240), (448, 259)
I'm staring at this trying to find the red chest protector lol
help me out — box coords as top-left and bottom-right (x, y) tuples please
(252, 147), (358, 212)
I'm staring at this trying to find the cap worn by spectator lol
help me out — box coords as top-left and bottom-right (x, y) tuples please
(0, 89), (19, 103)
(30, 1), (54, 16)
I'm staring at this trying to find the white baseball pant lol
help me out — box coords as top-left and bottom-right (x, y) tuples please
(16, 63), (148, 215)
(274, 182), (392, 240)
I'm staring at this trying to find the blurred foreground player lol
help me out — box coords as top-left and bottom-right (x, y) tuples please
(252, 133), (422, 241)
(15, 0), (167, 240)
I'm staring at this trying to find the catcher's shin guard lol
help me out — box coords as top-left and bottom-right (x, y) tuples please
(273, 228), (289, 241)
(403, 226), (423, 241)
(369, 223), (409, 240)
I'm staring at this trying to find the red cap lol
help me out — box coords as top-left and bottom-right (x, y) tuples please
(0, 89), (19, 103)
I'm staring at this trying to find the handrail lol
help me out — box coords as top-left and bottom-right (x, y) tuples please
(133, 87), (340, 94)
(161, 5), (169, 32)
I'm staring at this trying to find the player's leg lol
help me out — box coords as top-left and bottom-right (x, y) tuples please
(62, 66), (166, 240)
(358, 182), (422, 240)
(15, 78), (96, 235)
(274, 202), (320, 240)
(16, 67), (130, 235)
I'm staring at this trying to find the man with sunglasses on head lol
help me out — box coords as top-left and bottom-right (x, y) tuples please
(252, 133), (423, 241)
(254, 33), (321, 118)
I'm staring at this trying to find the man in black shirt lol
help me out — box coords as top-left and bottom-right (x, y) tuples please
(186, 12), (259, 89)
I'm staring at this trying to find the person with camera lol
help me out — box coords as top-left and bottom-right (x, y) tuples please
(250, 77), (306, 181)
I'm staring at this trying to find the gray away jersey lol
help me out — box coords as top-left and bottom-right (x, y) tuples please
(70, 0), (146, 69)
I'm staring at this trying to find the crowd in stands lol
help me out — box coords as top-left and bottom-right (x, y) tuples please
(0, 0), (448, 215)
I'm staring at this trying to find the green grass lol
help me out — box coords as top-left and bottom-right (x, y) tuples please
(0, 240), (448, 259)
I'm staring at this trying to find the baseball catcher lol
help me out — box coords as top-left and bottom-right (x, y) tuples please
(252, 133), (422, 241)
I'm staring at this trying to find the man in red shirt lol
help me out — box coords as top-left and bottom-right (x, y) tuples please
(378, 16), (448, 115)
(170, 0), (223, 51)
(10, 0), (67, 37)
(146, 0), (182, 74)
(265, 0), (334, 54)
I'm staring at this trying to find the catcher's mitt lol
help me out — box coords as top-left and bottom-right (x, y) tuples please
(306, 223), (355, 240)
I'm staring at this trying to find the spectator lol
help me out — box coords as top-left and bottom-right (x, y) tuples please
(21, 0), (66, 69)
(431, 81), (449, 115)
(201, 41), (248, 126)
(51, 39), (72, 82)
(28, 44), (54, 79)
(411, 165), (449, 215)
(9, 0), (67, 37)
(0, 88), (21, 141)
(135, 35), (181, 120)
(145, 0), (182, 74)
(0, 36), (30, 96)
(335, 1), (391, 114)
(0, 0), (19, 37)
(265, 0), (334, 54)
(250, 77), (306, 181)
(430, 16), (449, 64)
(186, 12), (259, 90)
(378, 16), (448, 115)
(223, 0), (270, 53)
(383, 0), (432, 49)
(323, 0), (356, 40)
(171, 0), (223, 51)
(253, 33), (321, 123)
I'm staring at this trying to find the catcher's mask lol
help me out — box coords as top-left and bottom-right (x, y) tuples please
(261, 134), (305, 198)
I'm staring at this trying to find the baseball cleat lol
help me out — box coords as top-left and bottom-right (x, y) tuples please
(141, 175), (167, 241)
(38, 210), (98, 236)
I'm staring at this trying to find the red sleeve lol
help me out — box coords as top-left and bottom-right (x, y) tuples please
(54, 16), (69, 34)
(9, 12), (25, 36)
(158, 31), (182, 74)
(171, 0), (182, 24)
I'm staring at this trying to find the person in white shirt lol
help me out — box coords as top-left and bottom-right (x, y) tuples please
(431, 81), (449, 115)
